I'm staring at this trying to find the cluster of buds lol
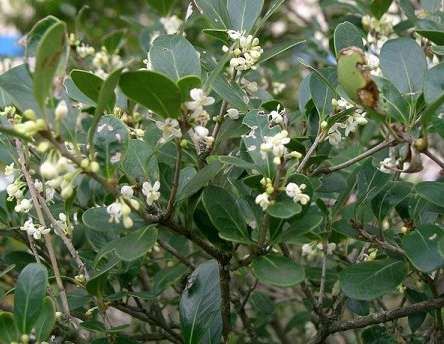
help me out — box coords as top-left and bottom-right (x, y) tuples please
(107, 185), (141, 229)
(20, 218), (50, 240)
(70, 33), (96, 58)
(362, 14), (394, 38)
(39, 151), (78, 200)
(285, 183), (310, 205)
(12, 109), (46, 137)
(255, 177), (275, 211)
(5, 163), (33, 213)
(223, 30), (263, 71)
(92, 47), (123, 78)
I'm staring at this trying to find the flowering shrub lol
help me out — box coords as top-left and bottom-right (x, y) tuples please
(0, 1), (444, 343)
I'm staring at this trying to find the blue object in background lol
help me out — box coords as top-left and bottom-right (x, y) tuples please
(0, 34), (24, 57)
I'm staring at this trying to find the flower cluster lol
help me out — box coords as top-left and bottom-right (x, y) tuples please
(5, 163), (33, 213)
(106, 185), (141, 228)
(92, 47), (123, 78)
(302, 242), (337, 260)
(20, 218), (50, 240)
(260, 130), (291, 165)
(156, 118), (182, 144)
(223, 31), (263, 71)
(255, 177), (275, 211)
(324, 98), (368, 146)
(285, 183), (310, 205)
(185, 88), (215, 126)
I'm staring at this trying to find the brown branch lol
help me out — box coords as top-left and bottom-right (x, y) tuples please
(423, 149), (444, 170)
(310, 296), (444, 343)
(296, 131), (325, 173)
(313, 140), (397, 175)
(219, 260), (231, 340)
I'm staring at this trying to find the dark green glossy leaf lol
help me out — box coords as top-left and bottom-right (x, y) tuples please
(34, 297), (56, 342)
(195, 0), (230, 30)
(310, 67), (337, 118)
(0, 312), (19, 344)
(121, 139), (159, 182)
(14, 263), (48, 333)
(340, 259), (406, 300)
(402, 224), (444, 273)
(180, 260), (222, 344)
(120, 70), (181, 118)
(252, 255), (305, 287)
(424, 63), (444, 114)
(33, 21), (67, 109)
(202, 185), (251, 244)
(370, 0), (393, 19)
(70, 69), (105, 105)
(371, 181), (412, 221)
(415, 181), (444, 207)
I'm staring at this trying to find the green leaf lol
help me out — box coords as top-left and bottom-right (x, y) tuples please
(25, 15), (60, 58)
(103, 29), (127, 53)
(252, 255), (305, 287)
(180, 260), (222, 344)
(310, 67), (337, 118)
(340, 259), (406, 300)
(258, 40), (305, 64)
(267, 194), (302, 219)
(14, 263), (48, 333)
(95, 68), (121, 115)
(0, 65), (40, 115)
(92, 115), (129, 169)
(334, 21), (364, 55)
(424, 63), (444, 114)
(255, 0), (286, 34)
(83, 207), (144, 232)
(380, 38), (427, 95)
(212, 75), (248, 112)
(402, 224), (444, 273)
(178, 76), (201, 102)
(195, 0), (230, 30)
(371, 181), (412, 221)
(217, 155), (256, 170)
(64, 78), (97, 107)
(370, 0), (393, 19)
(86, 256), (120, 297)
(362, 326), (397, 344)
(70, 70), (105, 106)
(146, 0), (176, 16)
(176, 160), (223, 201)
(120, 70), (181, 118)
(202, 185), (251, 244)
(0, 312), (19, 344)
(277, 206), (324, 243)
(33, 21), (67, 109)
(149, 35), (201, 82)
(121, 139), (159, 182)
(227, 0), (264, 33)
(34, 297), (56, 342)
(242, 110), (279, 177)
(373, 77), (409, 122)
(417, 19), (444, 45)
(415, 181), (444, 207)
(97, 226), (158, 262)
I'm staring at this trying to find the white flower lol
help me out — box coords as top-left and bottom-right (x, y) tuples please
(255, 192), (271, 211)
(185, 89), (215, 112)
(33, 225), (51, 240)
(160, 15), (183, 34)
(272, 82), (286, 95)
(21, 218), (36, 236)
(142, 181), (161, 206)
(190, 109), (210, 126)
(227, 30), (244, 40)
(226, 108), (240, 120)
(15, 198), (32, 213)
(316, 242), (337, 255)
(45, 185), (55, 201)
(285, 183), (310, 205)
(6, 181), (23, 200)
(40, 160), (59, 179)
(107, 202), (122, 223)
(55, 101), (68, 120)
(121, 185), (134, 198)
(260, 130), (290, 161)
(269, 108), (285, 125)
(156, 119), (182, 143)
(344, 111), (368, 137)
(327, 123), (345, 146)
(379, 156), (397, 174)
(301, 243), (315, 257)
(191, 126), (214, 152)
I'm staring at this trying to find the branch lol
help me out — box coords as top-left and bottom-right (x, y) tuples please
(165, 139), (182, 219)
(114, 303), (183, 344)
(219, 260), (231, 340)
(313, 140), (397, 175)
(16, 142), (73, 325)
(310, 296), (444, 343)
(423, 149), (444, 170)
(296, 132), (325, 173)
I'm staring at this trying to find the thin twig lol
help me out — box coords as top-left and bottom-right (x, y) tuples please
(16, 142), (73, 324)
(219, 260), (232, 341)
(424, 149), (444, 170)
(165, 139), (182, 219)
(296, 132), (325, 173)
(313, 140), (397, 175)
